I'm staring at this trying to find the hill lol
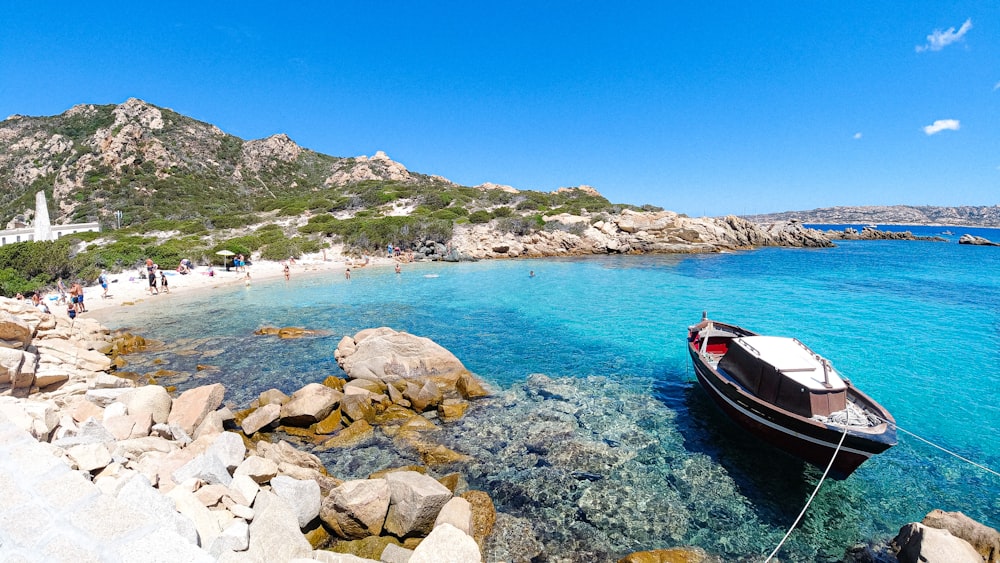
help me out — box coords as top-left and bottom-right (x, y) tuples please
(0, 98), (636, 231)
(743, 205), (1000, 227)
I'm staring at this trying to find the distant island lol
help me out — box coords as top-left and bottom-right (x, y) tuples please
(742, 205), (1000, 228)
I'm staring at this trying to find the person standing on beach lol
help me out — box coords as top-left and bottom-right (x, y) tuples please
(345, 268), (351, 280)
(57, 278), (68, 304)
(283, 262), (290, 281)
(148, 267), (158, 295)
(70, 282), (86, 313)
(98, 271), (109, 298)
(160, 271), (169, 293)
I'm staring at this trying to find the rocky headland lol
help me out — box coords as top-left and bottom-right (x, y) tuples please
(444, 212), (833, 261)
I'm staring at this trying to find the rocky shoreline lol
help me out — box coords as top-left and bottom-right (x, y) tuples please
(2, 297), (999, 562)
(442, 211), (834, 261)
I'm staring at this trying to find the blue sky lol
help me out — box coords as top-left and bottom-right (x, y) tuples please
(1, 2), (997, 216)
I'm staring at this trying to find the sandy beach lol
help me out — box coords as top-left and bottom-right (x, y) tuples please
(72, 249), (399, 319)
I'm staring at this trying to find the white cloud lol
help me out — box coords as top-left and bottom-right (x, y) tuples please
(915, 18), (972, 52)
(923, 119), (960, 135)
(853, 132), (863, 140)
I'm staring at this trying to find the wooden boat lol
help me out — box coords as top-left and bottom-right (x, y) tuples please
(687, 315), (896, 478)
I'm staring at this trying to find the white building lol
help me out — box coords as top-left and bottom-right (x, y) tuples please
(0, 191), (100, 247)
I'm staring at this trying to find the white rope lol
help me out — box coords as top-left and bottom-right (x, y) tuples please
(890, 421), (1000, 479)
(764, 424), (849, 562)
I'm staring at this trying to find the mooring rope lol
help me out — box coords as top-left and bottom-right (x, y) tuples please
(764, 423), (850, 563)
(883, 418), (1000, 479)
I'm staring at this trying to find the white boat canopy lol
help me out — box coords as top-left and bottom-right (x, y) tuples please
(732, 336), (847, 392)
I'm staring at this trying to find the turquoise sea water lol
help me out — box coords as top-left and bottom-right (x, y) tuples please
(97, 234), (1000, 561)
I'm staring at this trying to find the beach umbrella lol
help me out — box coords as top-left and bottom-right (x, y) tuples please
(215, 249), (235, 269)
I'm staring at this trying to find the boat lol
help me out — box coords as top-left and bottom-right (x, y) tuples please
(687, 314), (896, 478)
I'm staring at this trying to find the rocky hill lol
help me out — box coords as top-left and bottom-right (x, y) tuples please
(0, 98), (459, 228)
(1, 98), (835, 271)
(743, 205), (1000, 227)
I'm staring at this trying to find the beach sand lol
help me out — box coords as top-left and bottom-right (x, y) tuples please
(76, 250), (398, 319)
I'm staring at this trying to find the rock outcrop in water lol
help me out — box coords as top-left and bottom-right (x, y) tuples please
(892, 509), (1000, 563)
(825, 226), (947, 242)
(958, 234), (1000, 246)
(891, 509), (1000, 563)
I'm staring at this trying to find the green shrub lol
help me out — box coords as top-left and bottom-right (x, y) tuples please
(209, 214), (256, 230)
(259, 237), (320, 260)
(495, 216), (538, 236)
(468, 210), (492, 224)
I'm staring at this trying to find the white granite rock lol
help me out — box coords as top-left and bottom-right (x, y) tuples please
(206, 431), (246, 472)
(409, 522), (482, 562)
(271, 475), (321, 528)
(384, 471), (453, 537)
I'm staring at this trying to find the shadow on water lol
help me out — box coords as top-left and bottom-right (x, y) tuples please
(652, 370), (834, 529)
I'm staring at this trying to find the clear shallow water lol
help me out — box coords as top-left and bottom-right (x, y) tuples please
(97, 235), (1000, 561)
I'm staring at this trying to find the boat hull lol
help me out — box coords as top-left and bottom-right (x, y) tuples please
(687, 325), (895, 478)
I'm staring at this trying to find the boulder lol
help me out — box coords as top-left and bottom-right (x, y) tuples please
(115, 473), (199, 546)
(336, 328), (469, 384)
(208, 520), (250, 557)
(240, 490), (312, 561)
(119, 385), (173, 424)
(206, 431), (247, 472)
(228, 473), (260, 507)
(51, 417), (116, 447)
(460, 491), (496, 549)
(380, 543), (415, 563)
(0, 347), (27, 384)
(0, 398), (59, 440)
(409, 523), (482, 563)
(167, 486), (223, 548)
(894, 522), (983, 563)
(314, 408), (343, 434)
(255, 440), (327, 474)
(921, 509), (1000, 563)
(241, 403), (281, 435)
(271, 475), (321, 528)
(0, 310), (33, 350)
(456, 373), (489, 399)
(172, 452), (233, 487)
(437, 399), (469, 421)
(167, 383), (226, 435)
(66, 442), (112, 473)
(259, 388), (290, 405)
(320, 478), (391, 539)
(279, 382), (342, 426)
(103, 412), (153, 441)
(434, 497), (473, 535)
(319, 419), (374, 449)
(234, 455), (278, 484)
(384, 470), (453, 537)
(411, 380), (443, 412)
(340, 392), (376, 423)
